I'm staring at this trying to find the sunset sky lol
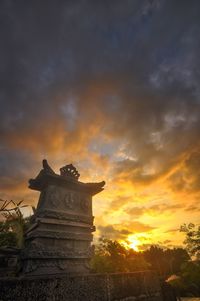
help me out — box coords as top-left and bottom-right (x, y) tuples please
(0, 0), (200, 250)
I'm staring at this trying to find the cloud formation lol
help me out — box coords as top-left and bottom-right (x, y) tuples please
(0, 0), (200, 246)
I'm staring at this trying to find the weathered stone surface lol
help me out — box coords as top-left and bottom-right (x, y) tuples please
(22, 160), (105, 276)
(35, 208), (94, 223)
(0, 271), (164, 301)
(0, 247), (20, 277)
(36, 185), (92, 215)
(108, 272), (162, 300)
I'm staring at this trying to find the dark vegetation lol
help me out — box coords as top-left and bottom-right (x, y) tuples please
(91, 237), (190, 275)
(0, 199), (199, 297)
(0, 199), (31, 248)
(91, 237), (200, 297)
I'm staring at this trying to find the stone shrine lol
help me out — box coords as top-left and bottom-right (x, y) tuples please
(22, 160), (105, 276)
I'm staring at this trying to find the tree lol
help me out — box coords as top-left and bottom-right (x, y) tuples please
(180, 261), (200, 296)
(91, 237), (149, 273)
(164, 248), (190, 275)
(180, 223), (200, 258)
(143, 246), (190, 278)
(143, 246), (165, 276)
(91, 237), (127, 273)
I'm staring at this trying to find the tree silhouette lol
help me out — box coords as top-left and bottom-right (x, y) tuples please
(181, 223), (200, 258)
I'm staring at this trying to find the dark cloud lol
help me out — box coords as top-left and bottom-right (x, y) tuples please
(167, 148), (200, 193)
(98, 220), (155, 240)
(126, 203), (184, 217)
(185, 205), (200, 212)
(0, 149), (37, 191)
(163, 240), (172, 244)
(98, 225), (132, 240)
(107, 196), (132, 211)
(0, 0), (200, 241)
(165, 228), (179, 234)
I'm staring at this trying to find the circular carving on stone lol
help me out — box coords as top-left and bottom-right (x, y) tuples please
(80, 197), (89, 213)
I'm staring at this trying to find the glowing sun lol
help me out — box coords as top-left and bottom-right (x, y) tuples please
(128, 236), (140, 251)
(121, 235), (141, 251)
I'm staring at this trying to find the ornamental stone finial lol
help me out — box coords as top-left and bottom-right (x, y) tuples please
(60, 164), (80, 180)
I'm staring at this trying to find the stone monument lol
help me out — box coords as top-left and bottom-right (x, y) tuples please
(22, 160), (105, 276)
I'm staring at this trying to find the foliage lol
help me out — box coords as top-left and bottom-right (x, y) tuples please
(180, 223), (200, 258)
(0, 199), (31, 248)
(0, 221), (17, 247)
(91, 237), (149, 273)
(91, 237), (200, 296)
(167, 223), (200, 297)
(143, 245), (190, 277)
(91, 238), (191, 280)
(173, 261), (200, 297)
(167, 265), (200, 297)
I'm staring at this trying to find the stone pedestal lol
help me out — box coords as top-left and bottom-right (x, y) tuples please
(0, 272), (164, 301)
(22, 160), (105, 276)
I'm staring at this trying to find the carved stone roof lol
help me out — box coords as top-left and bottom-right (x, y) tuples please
(29, 160), (105, 195)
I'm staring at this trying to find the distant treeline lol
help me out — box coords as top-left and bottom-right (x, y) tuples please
(91, 237), (200, 297)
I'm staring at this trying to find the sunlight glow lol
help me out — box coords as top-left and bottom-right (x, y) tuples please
(127, 236), (140, 251)
(121, 235), (142, 252)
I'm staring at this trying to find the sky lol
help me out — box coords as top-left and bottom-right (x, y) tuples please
(0, 0), (200, 250)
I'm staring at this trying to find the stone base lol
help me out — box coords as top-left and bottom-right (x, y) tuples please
(0, 271), (164, 301)
(22, 258), (90, 276)
(23, 215), (95, 276)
